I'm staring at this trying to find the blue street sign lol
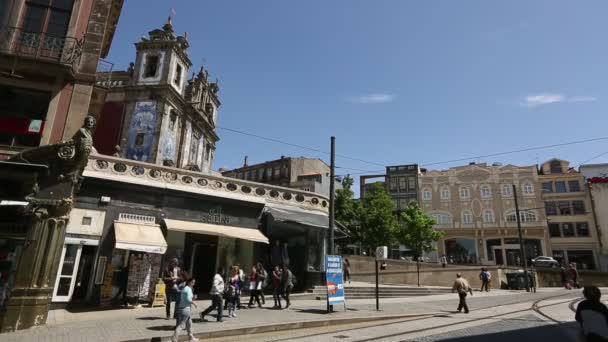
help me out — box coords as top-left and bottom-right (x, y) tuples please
(325, 255), (345, 305)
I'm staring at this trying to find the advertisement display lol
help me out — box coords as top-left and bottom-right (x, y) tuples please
(325, 255), (345, 305)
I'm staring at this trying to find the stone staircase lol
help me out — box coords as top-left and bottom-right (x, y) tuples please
(308, 283), (452, 300)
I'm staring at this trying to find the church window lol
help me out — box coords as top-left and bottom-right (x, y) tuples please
(135, 133), (144, 146)
(144, 55), (159, 78)
(174, 64), (182, 86)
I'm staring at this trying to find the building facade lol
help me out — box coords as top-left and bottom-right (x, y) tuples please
(579, 163), (608, 271)
(385, 164), (420, 211)
(418, 163), (550, 266)
(539, 159), (601, 270)
(222, 156), (342, 197)
(93, 18), (219, 172)
(0, 0), (123, 159)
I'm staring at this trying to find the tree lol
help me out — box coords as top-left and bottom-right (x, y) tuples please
(397, 202), (443, 286)
(358, 183), (398, 252)
(335, 175), (362, 250)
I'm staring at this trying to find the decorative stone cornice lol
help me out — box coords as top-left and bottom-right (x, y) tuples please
(85, 154), (329, 213)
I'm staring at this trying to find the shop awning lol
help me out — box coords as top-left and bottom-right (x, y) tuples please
(264, 205), (349, 237)
(164, 219), (269, 244)
(114, 221), (168, 254)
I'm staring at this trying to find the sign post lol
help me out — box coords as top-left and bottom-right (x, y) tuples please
(325, 255), (345, 313)
(375, 246), (388, 311)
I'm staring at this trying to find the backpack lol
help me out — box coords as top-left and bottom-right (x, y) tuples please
(481, 272), (489, 281)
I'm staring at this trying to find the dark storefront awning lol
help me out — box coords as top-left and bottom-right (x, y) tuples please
(264, 205), (349, 237)
(114, 221), (168, 254)
(164, 218), (269, 244)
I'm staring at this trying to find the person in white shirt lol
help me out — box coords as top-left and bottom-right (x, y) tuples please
(171, 277), (198, 342)
(200, 268), (225, 322)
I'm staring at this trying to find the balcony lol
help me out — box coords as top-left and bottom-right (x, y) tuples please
(0, 26), (82, 71)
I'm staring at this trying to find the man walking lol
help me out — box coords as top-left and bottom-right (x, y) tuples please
(200, 267), (225, 322)
(479, 268), (491, 292)
(163, 258), (181, 319)
(171, 277), (198, 342)
(452, 273), (473, 313)
(280, 264), (294, 309)
(440, 255), (448, 268)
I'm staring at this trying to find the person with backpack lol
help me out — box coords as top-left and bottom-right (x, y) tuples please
(452, 273), (473, 314)
(256, 262), (268, 306)
(280, 264), (295, 309)
(479, 268), (491, 292)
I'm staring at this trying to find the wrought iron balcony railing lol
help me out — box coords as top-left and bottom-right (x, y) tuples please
(0, 26), (83, 70)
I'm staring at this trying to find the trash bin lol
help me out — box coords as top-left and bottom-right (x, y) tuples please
(506, 271), (534, 290)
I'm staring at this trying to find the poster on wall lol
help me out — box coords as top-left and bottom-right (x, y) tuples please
(325, 255), (345, 305)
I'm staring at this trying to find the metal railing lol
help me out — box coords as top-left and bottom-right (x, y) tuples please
(96, 58), (113, 85)
(0, 26), (83, 70)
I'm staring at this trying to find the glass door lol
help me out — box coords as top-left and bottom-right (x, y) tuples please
(52, 243), (82, 302)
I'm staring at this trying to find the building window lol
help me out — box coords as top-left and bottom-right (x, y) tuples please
(522, 182), (534, 195)
(81, 216), (92, 225)
(440, 186), (451, 200)
(273, 166), (280, 178)
(258, 169), (264, 181)
(502, 184), (513, 197)
(550, 160), (563, 174)
(558, 201), (571, 215)
(0, 86), (51, 147)
(244, 171), (250, 180)
(408, 177), (416, 191)
(542, 182), (553, 193)
(480, 185), (492, 199)
(21, 0), (74, 38)
(135, 133), (145, 146)
(572, 200), (585, 215)
(568, 250), (596, 270)
(281, 165), (289, 178)
(576, 223), (590, 237)
(389, 178), (397, 191)
(459, 186), (470, 200)
(462, 210), (473, 224)
(174, 64), (182, 85)
(399, 177), (407, 191)
(144, 55), (160, 78)
(483, 209), (495, 223)
(399, 198), (407, 209)
(568, 180), (581, 192)
(545, 202), (557, 216)
(555, 181), (567, 193)
(169, 111), (177, 130)
(562, 223), (575, 237)
(430, 213), (452, 225)
(422, 188), (432, 201)
(265, 167), (272, 180)
(507, 210), (536, 223)
(549, 223), (561, 237)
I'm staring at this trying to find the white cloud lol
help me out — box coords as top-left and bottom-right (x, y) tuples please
(350, 93), (394, 104)
(520, 93), (596, 108)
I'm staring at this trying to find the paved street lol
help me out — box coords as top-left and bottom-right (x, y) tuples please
(0, 287), (594, 342)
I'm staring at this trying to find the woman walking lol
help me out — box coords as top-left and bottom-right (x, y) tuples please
(343, 258), (351, 284)
(226, 266), (240, 318)
(272, 265), (282, 308)
(256, 262), (268, 305)
(171, 277), (198, 342)
(248, 265), (262, 308)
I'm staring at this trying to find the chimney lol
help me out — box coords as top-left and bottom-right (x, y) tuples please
(243, 156), (249, 167)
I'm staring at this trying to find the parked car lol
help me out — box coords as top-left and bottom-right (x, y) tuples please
(531, 256), (559, 268)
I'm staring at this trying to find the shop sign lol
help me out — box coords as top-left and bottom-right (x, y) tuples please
(325, 255), (345, 305)
(201, 206), (233, 225)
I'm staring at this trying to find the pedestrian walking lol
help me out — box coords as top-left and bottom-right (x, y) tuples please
(479, 268), (491, 292)
(343, 258), (351, 283)
(452, 273), (473, 314)
(569, 263), (580, 289)
(440, 254), (447, 268)
(256, 262), (268, 305)
(575, 286), (608, 342)
(163, 258), (181, 319)
(247, 265), (262, 308)
(237, 264), (245, 309)
(200, 267), (225, 322)
(561, 266), (570, 289)
(272, 265), (282, 308)
(280, 264), (294, 309)
(171, 277), (198, 342)
(226, 266), (240, 318)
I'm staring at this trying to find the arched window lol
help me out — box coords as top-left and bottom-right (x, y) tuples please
(430, 212), (452, 225)
(440, 186), (451, 200)
(480, 184), (492, 199)
(459, 186), (470, 200)
(483, 209), (495, 223)
(502, 184), (513, 197)
(422, 188), (432, 201)
(506, 210), (537, 223)
(461, 210), (473, 224)
(522, 182), (534, 195)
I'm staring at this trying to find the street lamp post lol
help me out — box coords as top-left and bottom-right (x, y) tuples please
(512, 184), (530, 292)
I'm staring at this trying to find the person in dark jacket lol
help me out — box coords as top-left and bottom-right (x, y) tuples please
(163, 258), (181, 319)
(575, 286), (608, 341)
(280, 264), (294, 309)
(272, 265), (282, 308)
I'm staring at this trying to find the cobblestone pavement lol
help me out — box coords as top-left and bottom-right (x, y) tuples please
(0, 288), (591, 342)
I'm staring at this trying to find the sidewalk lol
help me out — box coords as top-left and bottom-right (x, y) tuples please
(2, 288), (566, 342)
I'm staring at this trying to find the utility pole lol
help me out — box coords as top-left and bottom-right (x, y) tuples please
(329, 136), (336, 255)
(512, 184), (530, 292)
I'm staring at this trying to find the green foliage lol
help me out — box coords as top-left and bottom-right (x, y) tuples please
(396, 202), (443, 257)
(358, 183), (398, 249)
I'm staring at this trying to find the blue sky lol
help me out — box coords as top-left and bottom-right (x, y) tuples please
(107, 1), (608, 193)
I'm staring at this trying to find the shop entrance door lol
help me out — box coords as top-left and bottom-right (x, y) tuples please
(72, 245), (96, 302)
(191, 242), (217, 295)
(493, 248), (504, 265)
(52, 243), (83, 302)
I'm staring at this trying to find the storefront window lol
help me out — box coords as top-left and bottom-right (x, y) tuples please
(552, 250), (565, 266)
(485, 239), (501, 261)
(568, 250), (595, 270)
(216, 237), (254, 277)
(0, 239), (24, 312)
(307, 229), (325, 272)
(445, 238), (477, 264)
